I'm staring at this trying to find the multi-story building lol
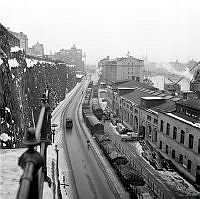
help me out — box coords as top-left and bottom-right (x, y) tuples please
(7, 28), (28, 53)
(54, 44), (84, 71)
(27, 42), (45, 57)
(156, 100), (200, 184)
(98, 55), (144, 84)
(0, 24), (20, 51)
(106, 78), (200, 185)
(32, 42), (44, 56)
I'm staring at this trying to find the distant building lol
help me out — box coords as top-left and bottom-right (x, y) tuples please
(98, 55), (144, 84)
(27, 42), (44, 57)
(7, 27), (28, 53)
(54, 44), (84, 71)
(0, 24), (20, 51)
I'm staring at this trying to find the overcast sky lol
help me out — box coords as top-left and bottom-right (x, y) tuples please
(1, 0), (200, 64)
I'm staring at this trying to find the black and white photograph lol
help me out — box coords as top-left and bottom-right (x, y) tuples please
(0, 0), (200, 198)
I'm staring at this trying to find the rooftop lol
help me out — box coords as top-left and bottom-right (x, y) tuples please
(176, 99), (200, 111)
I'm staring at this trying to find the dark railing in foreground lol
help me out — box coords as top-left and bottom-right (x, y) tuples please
(17, 86), (52, 199)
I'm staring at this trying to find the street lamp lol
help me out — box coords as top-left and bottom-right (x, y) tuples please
(51, 123), (58, 143)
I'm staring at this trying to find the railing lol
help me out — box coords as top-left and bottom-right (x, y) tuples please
(17, 85), (52, 199)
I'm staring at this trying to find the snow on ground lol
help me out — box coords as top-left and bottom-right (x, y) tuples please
(8, 58), (19, 69)
(133, 142), (200, 197)
(26, 58), (39, 68)
(10, 46), (22, 53)
(158, 170), (199, 196)
(0, 148), (26, 199)
(134, 141), (144, 155)
(0, 58), (3, 65)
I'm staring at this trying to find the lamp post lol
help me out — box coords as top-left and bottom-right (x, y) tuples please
(51, 124), (58, 143)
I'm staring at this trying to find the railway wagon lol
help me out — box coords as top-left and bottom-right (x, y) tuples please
(85, 115), (104, 135)
(82, 108), (93, 121)
(82, 99), (90, 109)
(92, 104), (103, 120)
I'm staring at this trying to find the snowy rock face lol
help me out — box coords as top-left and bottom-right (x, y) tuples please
(1, 36), (77, 148)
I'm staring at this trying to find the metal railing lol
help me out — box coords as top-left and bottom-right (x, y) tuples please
(17, 86), (52, 199)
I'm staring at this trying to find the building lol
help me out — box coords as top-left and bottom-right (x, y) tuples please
(54, 44), (84, 71)
(156, 100), (200, 184)
(98, 55), (144, 84)
(105, 78), (200, 185)
(0, 24), (20, 52)
(8, 28), (28, 53)
(27, 42), (44, 57)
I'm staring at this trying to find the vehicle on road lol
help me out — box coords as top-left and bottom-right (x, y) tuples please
(150, 159), (164, 170)
(163, 159), (175, 171)
(66, 118), (73, 128)
(141, 151), (154, 162)
(152, 151), (163, 159)
(121, 132), (141, 141)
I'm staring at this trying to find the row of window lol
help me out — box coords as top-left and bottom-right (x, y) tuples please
(159, 142), (194, 172)
(160, 120), (200, 152)
(147, 115), (158, 124)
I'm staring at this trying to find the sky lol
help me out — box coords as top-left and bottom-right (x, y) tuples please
(1, 0), (200, 64)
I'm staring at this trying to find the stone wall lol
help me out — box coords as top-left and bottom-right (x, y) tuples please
(0, 39), (77, 148)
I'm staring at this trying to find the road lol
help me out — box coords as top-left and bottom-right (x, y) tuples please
(59, 81), (127, 199)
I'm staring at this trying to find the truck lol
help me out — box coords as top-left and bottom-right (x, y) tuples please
(121, 131), (140, 142)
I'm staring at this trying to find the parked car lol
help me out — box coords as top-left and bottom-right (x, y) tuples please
(163, 159), (175, 171)
(141, 151), (154, 162)
(150, 159), (164, 170)
(145, 140), (154, 151)
(152, 151), (163, 159)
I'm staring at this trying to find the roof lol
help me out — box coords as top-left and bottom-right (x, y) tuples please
(116, 80), (158, 91)
(176, 99), (200, 111)
(141, 97), (163, 100)
(167, 113), (200, 129)
(121, 87), (177, 112)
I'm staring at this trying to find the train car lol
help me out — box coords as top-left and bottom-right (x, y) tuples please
(85, 115), (104, 135)
(92, 104), (103, 120)
(82, 99), (90, 109)
(82, 108), (93, 121)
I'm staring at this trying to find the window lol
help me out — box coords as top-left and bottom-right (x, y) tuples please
(160, 120), (163, 132)
(189, 134), (194, 149)
(179, 154), (183, 165)
(172, 149), (175, 159)
(187, 160), (192, 172)
(159, 141), (162, 149)
(166, 145), (169, 154)
(134, 109), (138, 114)
(147, 115), (151, 121)
(180, 130), (185, 144)
(173, 127), (177, 140)
(166, 123), (170, 136)
(154, 119), (158, 124)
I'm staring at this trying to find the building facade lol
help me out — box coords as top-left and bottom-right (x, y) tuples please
(98, 55), (144, 84)
(105, 80), (200, 184)
(0, 24), (20, 51)
(8, 28), (28, 53)
(54, 44), (84, 71)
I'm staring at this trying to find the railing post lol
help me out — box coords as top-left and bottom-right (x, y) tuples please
(17, 128), (43, 199)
